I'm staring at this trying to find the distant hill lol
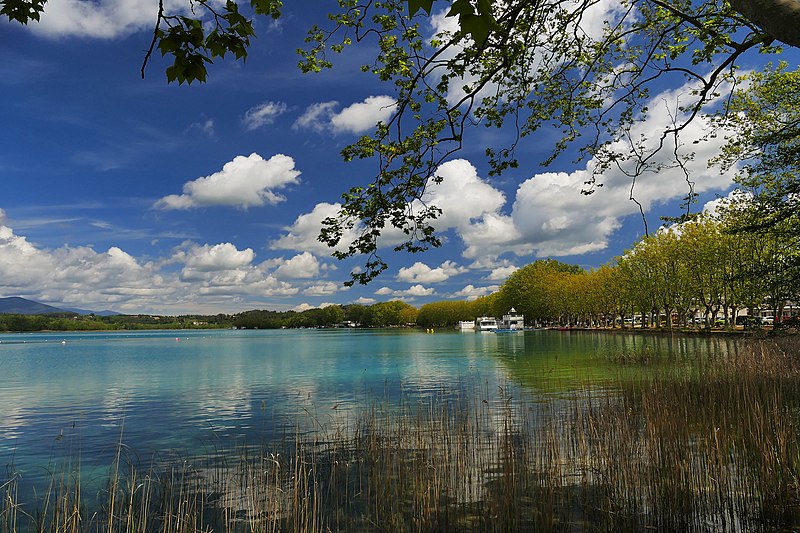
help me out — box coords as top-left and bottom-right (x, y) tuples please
(63, 307), (121, 316)
(0, 297), (120, 316)
(0, 297), (67, 315)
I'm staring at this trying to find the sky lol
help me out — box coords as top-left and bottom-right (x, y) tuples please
(0, 1), (785, 315)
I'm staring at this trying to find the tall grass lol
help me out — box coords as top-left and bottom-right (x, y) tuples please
(3, 337), (800, 532)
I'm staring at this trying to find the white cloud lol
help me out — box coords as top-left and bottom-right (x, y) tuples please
(442, 81), (733, 260)
(495, 88), (733, 258)
(406, 284), (434, 297)
(293, 96), (396, 134)
(292, 303), (315, 312)
(0, 222), (165, 309)
(271, 202), (359, 255)
(0, 208), (5, 225)
(293, 101), (338, 132)
(188, 118), (215, 137)
(419, 159), (507, 232)
(353, 297), (376, 305)
(27, 0), (188, 38)
(452, 284), (500, 301)
(273, 84), (734, 266)
(396, 260), (466, 283)
(486, 265), (518, 281)
(429, 0), (629, 106)
(701, 189), (751, 217)
(181, 243), (255, 272)
(331, 96), (396, 134)
(303, 282), (339, 296)
(155, 153), (301, 210)
(273, 252), (321, 279)
(242, 101), (287, 131)
(375, 284), (434, 298)
(0, 219), (309, 313)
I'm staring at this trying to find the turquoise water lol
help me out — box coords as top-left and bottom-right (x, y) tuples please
(0, 328), (721, 499)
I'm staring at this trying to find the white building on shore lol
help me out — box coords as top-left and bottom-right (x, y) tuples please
(500, 308), (525, 330)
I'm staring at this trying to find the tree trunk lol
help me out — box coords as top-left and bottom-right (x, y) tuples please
(730, 0), (800, 47)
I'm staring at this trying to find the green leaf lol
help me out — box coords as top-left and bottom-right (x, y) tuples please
(407, 0), (434, 16)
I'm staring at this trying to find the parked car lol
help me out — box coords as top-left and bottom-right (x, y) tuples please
(735, 316), (759, 326)
(762, 316), (775, 325)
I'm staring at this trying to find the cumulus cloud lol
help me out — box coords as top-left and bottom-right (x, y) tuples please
(27, 0), (187, 37)
(293, 101), (338, 132)
(375, 284), (434, 298)
(331, 96), (396, 133)
(486, 265), (518, 281)
(701, 189), (751, 217)
(242, 101), (287, 131)
(493, 89), (733, 258)
(406, 284), (435, 297)
(396, 260), (466, 283)
(419, 159), (507, 232)
(353, 296), (376, 305)
(452, 284), (500, 300)
(155, 153), (300, 210)
(275, 82), (733, 266)
(181, 243), (255, 272)
(429, 0), (630, 105)
(271, 202), (359, 255)
(273, 252), (321, 279)
(303, 282), (339, 296)
(270, 159), (504, 258)
(422, 81), (733, 261)
(294, 96), (396, 134)
(0, 217), (309, 313)
(0, 222), (166, 309)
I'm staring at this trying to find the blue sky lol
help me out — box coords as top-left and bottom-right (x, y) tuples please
(0, 1), (780, 314)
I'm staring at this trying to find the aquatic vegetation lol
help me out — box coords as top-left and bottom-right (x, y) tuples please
(3, 337), (800, 532)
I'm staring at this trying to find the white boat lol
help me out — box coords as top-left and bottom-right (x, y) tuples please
(475, 317), (498, 331)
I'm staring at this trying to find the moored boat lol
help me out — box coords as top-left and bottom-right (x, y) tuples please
(475, 317), (498, 331)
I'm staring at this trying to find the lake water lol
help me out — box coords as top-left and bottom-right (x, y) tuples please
(0, 328), (720, 502)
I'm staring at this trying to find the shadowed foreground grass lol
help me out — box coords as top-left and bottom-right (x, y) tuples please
(3, 337), (800, 532)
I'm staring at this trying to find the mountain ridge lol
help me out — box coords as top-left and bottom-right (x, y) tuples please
(0, 297), (119, 316)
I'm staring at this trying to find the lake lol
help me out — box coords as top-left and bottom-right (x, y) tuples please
(0, 329), (714, 490)
(6, 327), (784, 532)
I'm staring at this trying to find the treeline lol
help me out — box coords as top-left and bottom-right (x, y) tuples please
(0, 301), (420, 332)
(233, 301), (418, 329)
(420, 211), (798, 329)
(0, 313), (233, 332)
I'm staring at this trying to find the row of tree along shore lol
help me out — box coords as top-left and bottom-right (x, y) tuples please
(2, 208), (797, 333)
(419, 209), (798, 330)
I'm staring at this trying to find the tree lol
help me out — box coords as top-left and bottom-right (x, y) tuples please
(496, 259), (582, 326)
(714, 66), (800, 235)
(5, 0), (800, 283)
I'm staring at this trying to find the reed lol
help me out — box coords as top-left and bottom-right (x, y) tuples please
(3, 337), (799, 532)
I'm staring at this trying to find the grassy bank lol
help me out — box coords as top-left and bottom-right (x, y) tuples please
(3, 337), (800, 532)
